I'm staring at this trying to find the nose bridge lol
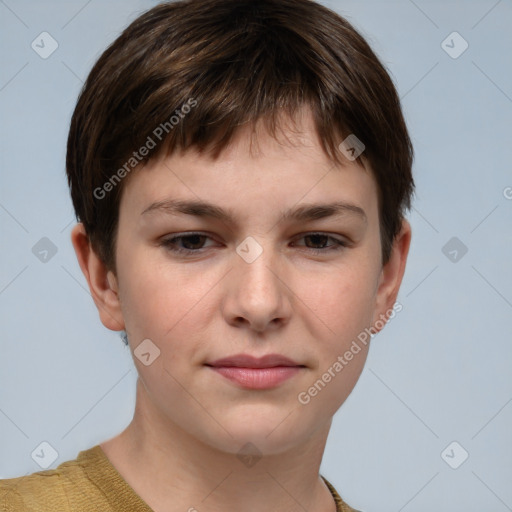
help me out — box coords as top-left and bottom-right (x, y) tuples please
(225, 235), (291, 331)
(239, 240), (279, 295)
(237, 236), (282, 301)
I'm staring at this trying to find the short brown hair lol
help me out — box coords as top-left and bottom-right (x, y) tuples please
(66, 0), (414, 272)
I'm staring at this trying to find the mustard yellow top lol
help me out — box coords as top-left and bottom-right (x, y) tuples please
(0, 445), (360, 511)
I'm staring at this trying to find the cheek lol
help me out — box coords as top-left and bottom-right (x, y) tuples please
(291, 262), (376, 409)
(295, 270), (374, 414)
(297, 261), (377, 341)
(118, 252), (216, 335)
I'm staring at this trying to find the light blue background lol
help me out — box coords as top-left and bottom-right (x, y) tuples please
(1, 1), (511, 511)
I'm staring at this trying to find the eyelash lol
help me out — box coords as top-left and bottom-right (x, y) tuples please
(160, 232), (348, 256)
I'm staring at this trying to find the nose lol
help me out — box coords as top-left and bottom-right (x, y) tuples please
(221, 241), (293, 333)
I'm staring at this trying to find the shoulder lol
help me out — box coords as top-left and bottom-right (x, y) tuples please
(0, 468), (71, 512)
(0, 478), (24, 512)
(0, 446), (105, 512)
(321, 475), (364, 512)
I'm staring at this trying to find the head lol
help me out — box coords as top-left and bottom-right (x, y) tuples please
(69, 0), (414, 456)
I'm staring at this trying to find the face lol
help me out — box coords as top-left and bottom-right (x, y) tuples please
(93, 109), (408, 456)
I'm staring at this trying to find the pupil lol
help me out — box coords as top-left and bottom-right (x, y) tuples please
(184, 235), (204, 249)
(308, 234), (327, 248)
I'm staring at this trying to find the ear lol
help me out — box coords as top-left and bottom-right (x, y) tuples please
(70, 223), (125, 331)
(371, 219), (411, 334)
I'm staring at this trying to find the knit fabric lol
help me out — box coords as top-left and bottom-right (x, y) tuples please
(0, 445), (360, 511)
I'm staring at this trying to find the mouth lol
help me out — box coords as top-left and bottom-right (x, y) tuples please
(206, 353), (305, 368)
(205, 353), (306, 390)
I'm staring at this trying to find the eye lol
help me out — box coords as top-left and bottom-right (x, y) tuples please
(160, 233), (217, 255)
(160, 232), (349, 257)
(292, 233), (348, 254)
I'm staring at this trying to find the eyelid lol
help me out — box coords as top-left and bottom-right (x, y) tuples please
(160, 231), (348, 245)
(291, 232), (350, 253)
(292, 231), (349, 243)
(159, 231), (350, 256)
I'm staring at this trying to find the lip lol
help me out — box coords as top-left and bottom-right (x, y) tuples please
(207, 353), (303, 368)
(205, 353), (306, 390)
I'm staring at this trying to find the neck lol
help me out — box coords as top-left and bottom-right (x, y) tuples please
(100, 378), (337, 512)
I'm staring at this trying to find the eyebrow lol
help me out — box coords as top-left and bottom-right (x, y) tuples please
(141, 198), (367, 223)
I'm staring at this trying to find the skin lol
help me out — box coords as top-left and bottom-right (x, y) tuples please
(71, 107), (411, 512)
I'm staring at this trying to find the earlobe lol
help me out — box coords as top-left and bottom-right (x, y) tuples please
(371, 219), (412, 333)
(70, 223), (125, 331)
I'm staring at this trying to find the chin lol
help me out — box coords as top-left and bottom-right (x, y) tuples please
(200, 411), (322, 458)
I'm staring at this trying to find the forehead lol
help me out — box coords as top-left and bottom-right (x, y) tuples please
(118, 109), (379, 227)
